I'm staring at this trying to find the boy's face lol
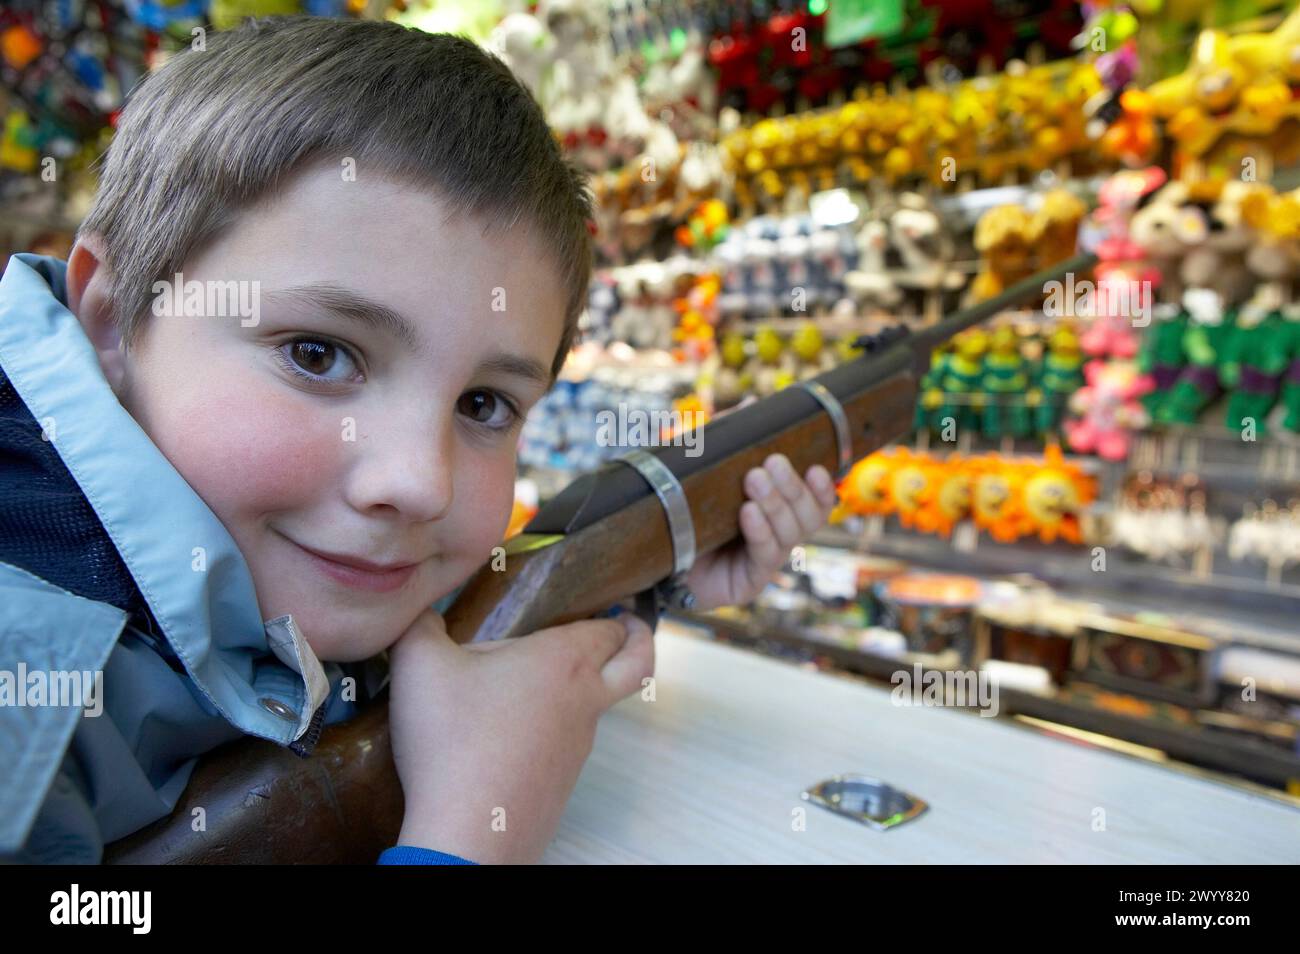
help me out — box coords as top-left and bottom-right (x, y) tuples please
(90, 165), (566, 661)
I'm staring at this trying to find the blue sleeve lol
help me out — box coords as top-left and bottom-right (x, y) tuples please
(377, 845), (478, 865)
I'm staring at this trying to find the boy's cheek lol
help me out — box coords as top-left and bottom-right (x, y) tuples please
(450, 455), (518, 570)
(142, 374), (341, 515)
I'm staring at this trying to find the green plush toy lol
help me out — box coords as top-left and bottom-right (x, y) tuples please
(914, 346), (951, 434)
(1281, 307), (1300, 434)
(1137, 304), (1189, 417)
(938, 330), (988, 437)
(1220, 304), (1288, 435)
(1034, 325), (1085, 436)
(1155, 291), (1237, 426)
(981, 326), (1031, 439)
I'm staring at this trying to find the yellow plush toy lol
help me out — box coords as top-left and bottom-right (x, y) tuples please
(1020, 446), (1095, 544)
(888, 450), (934, 530)
(967, 205), (1035, 305)
(839, 452), (897, 518)
(969, 455), (1029, 544)
(1030, 189), (1086, 271)
(913, 463), (971, 537)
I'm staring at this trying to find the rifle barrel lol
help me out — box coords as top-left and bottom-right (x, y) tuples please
(906, 251), (1099, 361)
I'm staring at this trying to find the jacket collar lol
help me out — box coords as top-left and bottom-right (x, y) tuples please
(0, 253), (329, 746)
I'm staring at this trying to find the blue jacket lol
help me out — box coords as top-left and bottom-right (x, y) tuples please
(0, 254), (470, 864)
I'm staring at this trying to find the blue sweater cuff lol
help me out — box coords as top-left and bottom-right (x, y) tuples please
(378, 845), (478, 865)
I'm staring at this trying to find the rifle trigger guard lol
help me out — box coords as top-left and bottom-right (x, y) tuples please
(631, 579), (695, 636)
(796, 381), (853, 479)
(616, 448), (696, 577)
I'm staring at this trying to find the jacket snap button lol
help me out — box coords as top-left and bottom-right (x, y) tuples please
(260, 697), (299, 722)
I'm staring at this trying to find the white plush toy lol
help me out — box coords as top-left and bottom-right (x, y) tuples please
(488, 12), (554, 96)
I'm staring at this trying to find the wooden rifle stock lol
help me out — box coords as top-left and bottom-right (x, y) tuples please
(105, 253), (1094, 864)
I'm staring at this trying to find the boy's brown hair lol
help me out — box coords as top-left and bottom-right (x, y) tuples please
(79, 15), (593, 380)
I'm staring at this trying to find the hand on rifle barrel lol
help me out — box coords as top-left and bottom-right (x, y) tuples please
(388, 606), (654, 864)
(683, 452), (839, 611)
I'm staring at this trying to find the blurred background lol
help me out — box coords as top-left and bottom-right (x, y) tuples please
(3, 0), (1300, 797)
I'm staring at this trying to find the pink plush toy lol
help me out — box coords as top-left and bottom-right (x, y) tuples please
(1065, 359), (1154, 461)
(1079, 261), (1156, 360)
(1078, 168), (1168, 362)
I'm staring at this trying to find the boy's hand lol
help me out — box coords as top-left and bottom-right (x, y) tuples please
(389, 607), (653, 864)
(683, 453), (838, 611)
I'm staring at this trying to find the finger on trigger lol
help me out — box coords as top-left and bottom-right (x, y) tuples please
(600, 613), (655, 704)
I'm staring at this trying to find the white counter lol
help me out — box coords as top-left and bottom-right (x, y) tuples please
(543, 620), (1300, 863)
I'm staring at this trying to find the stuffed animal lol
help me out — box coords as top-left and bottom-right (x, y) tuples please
(981, 325), (1032, 439)
(1083, 262), (1155, 361)
(887, 193), (965, 293)
(1155, 287), (1237, 425)
(1147, 29), (1247, 163)
(889, 450), (936, 531)
(1065, 359), (1154, 461)
(914, 345), (953, 435)
(845, 214), (903, 312)
(969, 455), (1028, 544)
(966, 204), (1035, 306)
(1151, 181), (1263, 424)
(913, 464), (972, 537)
(1034, 325), (1086, 435)
(839, 452), (897, 518)
(1030, 188), (1086, 270)
(1020, 446), (1095, 544)
(1221, 185), (1300, 434)
(939, 329), (989, 437)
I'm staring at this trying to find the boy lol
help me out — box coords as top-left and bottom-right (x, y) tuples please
(0, 16), (837, 865)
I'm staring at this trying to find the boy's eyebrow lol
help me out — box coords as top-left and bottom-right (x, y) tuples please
(476, 352), (552, 389)
(266, 282), (421, 352)
(267, 282), (552, 386)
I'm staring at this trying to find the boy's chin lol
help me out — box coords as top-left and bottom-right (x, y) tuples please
(297, 622), (402, 664)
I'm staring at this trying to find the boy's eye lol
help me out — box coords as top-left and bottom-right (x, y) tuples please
(457, 390), (518, 430)
(278, 338), (360, 383)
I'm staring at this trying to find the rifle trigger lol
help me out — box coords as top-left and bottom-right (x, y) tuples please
(633, 587), (662, 634)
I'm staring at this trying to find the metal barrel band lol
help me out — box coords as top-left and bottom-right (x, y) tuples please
(796, 380), (853, 479)
(616, 448), (697, 577)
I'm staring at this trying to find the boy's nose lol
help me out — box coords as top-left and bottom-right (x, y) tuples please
(342, 414), (455, 523)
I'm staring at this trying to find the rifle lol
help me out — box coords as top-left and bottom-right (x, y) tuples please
(105, 252), (1095, 864)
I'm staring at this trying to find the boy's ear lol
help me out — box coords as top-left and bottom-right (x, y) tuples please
(66, 233), (129, 393)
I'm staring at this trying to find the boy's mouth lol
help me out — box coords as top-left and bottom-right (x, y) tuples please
(277, 532), (421, 593)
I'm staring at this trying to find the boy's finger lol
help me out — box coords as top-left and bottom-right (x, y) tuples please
(738, 500), (784, 575)
(389, 608), (456, 665)
(599, 614), (655, 705)
(805, 464), (839, 510)
(746, 466), (803, 545)
(765, 454), (827, 536)
(534, 616), (630, 671)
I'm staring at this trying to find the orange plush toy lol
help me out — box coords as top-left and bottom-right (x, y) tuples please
(1020, 446), (1096, 543)
(913, 459), (972, 537)
(887, 449), (936, 530)
(839, 452), (898, 518)
(968, 454), (1029, 544)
